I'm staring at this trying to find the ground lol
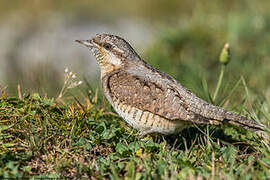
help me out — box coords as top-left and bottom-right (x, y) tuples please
(0, 89), (269, 179)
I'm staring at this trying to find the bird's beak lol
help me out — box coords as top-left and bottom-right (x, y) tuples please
(75, 40), (93, 48)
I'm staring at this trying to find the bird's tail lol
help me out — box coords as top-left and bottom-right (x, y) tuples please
(224, 111), (265, 132)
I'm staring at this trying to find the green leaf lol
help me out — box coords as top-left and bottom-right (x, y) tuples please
(125, 161), (135, 179)
(116, 143), (129, 156)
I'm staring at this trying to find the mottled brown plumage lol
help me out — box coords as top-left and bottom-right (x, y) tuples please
(76, 34), (264, 135)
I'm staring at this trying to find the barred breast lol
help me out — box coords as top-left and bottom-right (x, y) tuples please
(111, 97), (187, 135)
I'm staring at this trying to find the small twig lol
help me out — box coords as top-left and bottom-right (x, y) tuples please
(17, 84), (22, 100)
(211, 151), (215, 180)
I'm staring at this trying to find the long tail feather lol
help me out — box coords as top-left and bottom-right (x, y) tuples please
(225, 111), (265, 132)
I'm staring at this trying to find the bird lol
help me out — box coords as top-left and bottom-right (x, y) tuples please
(75, 33), (264, 136)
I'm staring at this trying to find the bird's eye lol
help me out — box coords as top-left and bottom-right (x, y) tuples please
(104, 43), (112, 50)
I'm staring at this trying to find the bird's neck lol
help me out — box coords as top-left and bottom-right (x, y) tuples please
(98, 61), (123, 79)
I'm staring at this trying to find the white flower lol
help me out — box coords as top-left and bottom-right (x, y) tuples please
(58, 68), (83, 99)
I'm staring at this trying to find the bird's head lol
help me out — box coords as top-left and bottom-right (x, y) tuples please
(76, 34), (141, 74)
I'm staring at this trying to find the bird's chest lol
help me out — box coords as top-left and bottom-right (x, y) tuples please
(101, 72), (186, 135)
(110, 98), (186, 135)
(103, 88), (185, 135)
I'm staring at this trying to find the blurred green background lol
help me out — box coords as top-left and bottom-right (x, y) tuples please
(0, 0), (270, 102)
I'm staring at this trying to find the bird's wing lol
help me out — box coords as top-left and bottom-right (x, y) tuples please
(107, 70), (213, 124)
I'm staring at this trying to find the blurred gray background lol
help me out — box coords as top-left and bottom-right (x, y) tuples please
(1, 0), (270, 100)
